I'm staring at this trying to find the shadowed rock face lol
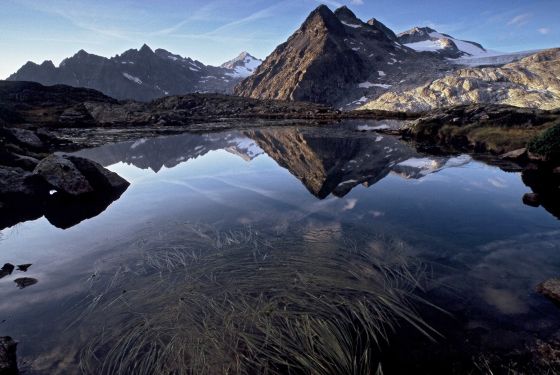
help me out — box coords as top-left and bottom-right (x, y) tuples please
(235, 5), (446, 106)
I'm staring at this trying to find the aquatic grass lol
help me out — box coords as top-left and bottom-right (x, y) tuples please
(75, 222), (439, 375)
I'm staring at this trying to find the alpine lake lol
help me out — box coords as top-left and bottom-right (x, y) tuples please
(1, 120), (559, 375)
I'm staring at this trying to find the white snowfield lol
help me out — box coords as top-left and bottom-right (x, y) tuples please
(402, 29), (536, 67)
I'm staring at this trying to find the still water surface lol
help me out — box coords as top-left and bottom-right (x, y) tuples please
(1, 123), (559, 374)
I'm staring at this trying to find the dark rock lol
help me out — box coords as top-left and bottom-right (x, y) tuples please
(33, 154), (94, 196)
(16, 264), (31, 272)
(0, 264), (15, 279)
(523, 193), (541, 207)
(14, 277), (38, 289)
(0, 167), (49, 201)
(65, 155), (130, 193)
(0, 336), (18, 375)
(1, 128), (43, 149)
(537, 278), (560, 303)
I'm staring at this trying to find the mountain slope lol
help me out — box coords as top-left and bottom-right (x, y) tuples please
(235, 5), (448, 106)
(8, 46), (260, 101)
(359, 49), (560, 112)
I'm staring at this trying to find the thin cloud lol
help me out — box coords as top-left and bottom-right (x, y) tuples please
(149, 2), (222, 36)
(538, 27), (551, 35)
(200, 1), (291, 37)
(351, 0), (364, 4)
(507, 13), (531, 27)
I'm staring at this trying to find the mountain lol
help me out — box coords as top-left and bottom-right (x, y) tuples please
(359, 49), (560, 112)
(397, 26), (490, 59)
(235, 5), (448, 106)
(7, 45), (260, 101)
(220, 52), (263, 78)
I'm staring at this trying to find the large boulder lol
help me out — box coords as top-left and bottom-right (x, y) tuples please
(0, 336), (18, 375)
(65, 155), (129, 193)
(33, 154), (130, 196)
(33, 154), (93, 196)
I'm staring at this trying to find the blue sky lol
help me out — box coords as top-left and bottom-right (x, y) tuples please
(1, 0), (559, 78)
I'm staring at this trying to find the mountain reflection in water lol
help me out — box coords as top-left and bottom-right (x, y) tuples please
(76, 126), (471, 200)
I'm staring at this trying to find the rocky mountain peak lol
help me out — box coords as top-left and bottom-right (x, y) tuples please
(40, 60), (56, 69)
(302, 4), (346, 35)
(334, 5), (360, 23)
(139, 44), (153, 54)
(398, 27), (437, 44)
(221, 51), (262, 78)
(366, 18), (398, 41)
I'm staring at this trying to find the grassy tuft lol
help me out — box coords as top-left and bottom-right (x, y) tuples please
(74, 223), (437, 375)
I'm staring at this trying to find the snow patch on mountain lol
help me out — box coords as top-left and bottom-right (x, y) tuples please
(123, 72), (143, 84)
(221, 52), (262, 78)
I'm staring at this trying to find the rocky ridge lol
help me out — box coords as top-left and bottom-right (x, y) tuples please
(8, 45), (261, 101)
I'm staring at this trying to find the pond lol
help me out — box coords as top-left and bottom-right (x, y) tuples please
(1, 122), (559, 374)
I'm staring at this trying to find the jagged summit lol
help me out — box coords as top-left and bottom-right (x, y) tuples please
(139, 43), (153, 53)
(334, 5), (359, 21)
(301, 4), (346, 34)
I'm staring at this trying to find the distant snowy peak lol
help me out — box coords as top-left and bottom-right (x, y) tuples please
(221, 52), (262, 78)
(397, 27), (490, 58)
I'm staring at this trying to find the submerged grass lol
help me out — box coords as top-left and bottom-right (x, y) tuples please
(75, 223), (437, 375)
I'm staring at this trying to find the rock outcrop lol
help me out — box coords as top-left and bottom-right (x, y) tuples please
(360, 49), (560, 112)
